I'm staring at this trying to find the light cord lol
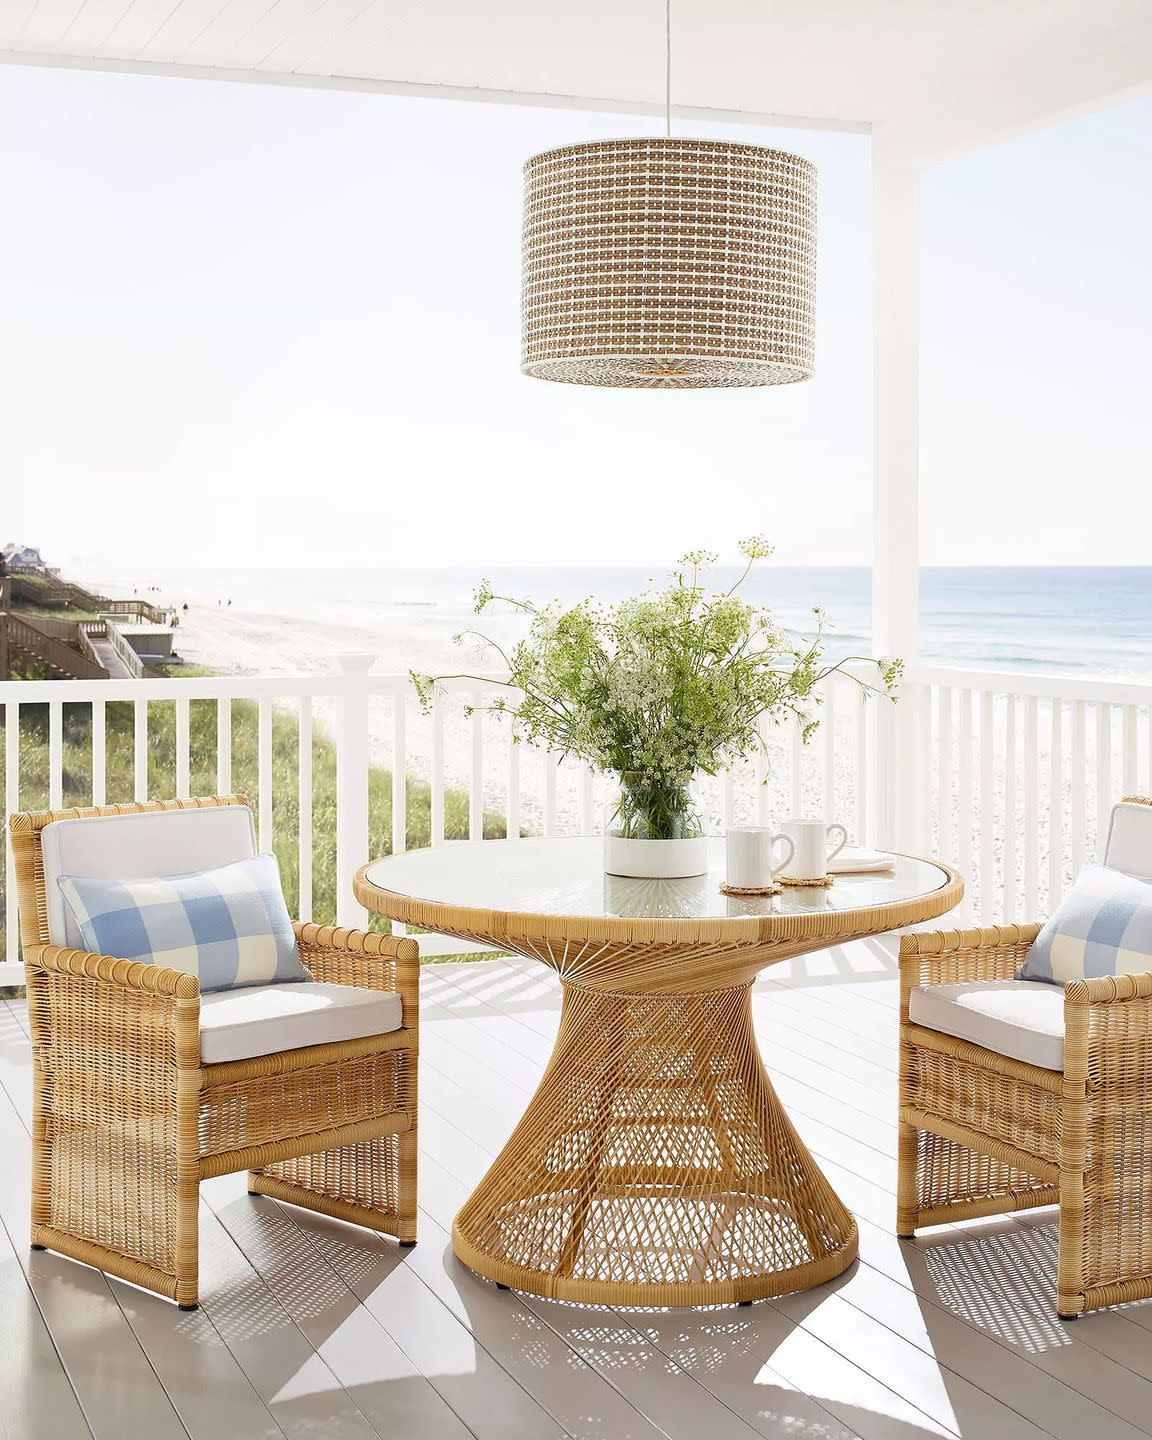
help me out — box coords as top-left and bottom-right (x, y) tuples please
(665, 0), (672, 137)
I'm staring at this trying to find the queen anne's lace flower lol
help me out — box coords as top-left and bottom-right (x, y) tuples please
(412, 545), (900, 840)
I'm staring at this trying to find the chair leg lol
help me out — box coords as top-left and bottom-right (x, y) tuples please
(250, 1124), (417, 1243)
(28, 1024), (199, 1308)
(896, 1118), (920, 1237)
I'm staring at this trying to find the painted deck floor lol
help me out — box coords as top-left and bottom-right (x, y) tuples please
(4, 944), (1152, 1440)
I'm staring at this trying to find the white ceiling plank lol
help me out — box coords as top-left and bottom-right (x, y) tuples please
(255, 0), (373, 74)
(104, 0), (206, 53)
(223, 0), (336, 69)
(64, 0), (142, 49)
(132, 0), (234, 60)
(18, 0), (88, 49)
(164, 0), (279, 65)
(0, 0), (46, 47)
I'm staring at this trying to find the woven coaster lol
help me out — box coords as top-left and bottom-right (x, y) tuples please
(777, 874), (835, 889)
(720, 882), (781, 897)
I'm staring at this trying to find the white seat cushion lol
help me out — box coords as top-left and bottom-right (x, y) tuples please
(199, 981), (403, 1064)
(908, 979), (1065, 1071)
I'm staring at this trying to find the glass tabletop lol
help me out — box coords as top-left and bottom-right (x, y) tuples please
(363, 838), (952, 923)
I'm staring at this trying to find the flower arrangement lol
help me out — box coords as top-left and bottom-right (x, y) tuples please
(413, 540), (901, 844)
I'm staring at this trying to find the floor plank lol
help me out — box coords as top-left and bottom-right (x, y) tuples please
(12, 951), (1152, 1440)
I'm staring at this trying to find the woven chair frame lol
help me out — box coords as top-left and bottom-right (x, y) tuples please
(898, 796), (1152, 1318)
(12, 796), (418, 1310)
(357, 855), (961, 1306)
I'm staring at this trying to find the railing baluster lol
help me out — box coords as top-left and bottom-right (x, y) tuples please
(1023, 696), (1039, 916)
(856, 687), (869, 845)
(822, 678), (837, 820)
(134, 698), (148, 802)
(978, 690), (994, 921)
(1003, 694), (1017, 922)
(581, 766), (595, 835)
(1095, 703), (1112, 859)
(256, 698), (273, 850)
(298, 694), (313, 919)
(1048, 698), (1064, 909)
(470, 691), (484, 841)
(216, 697), (231, 794)
(956, 689), (973, 892)
(789, 713), (803, 820)
(1122, 704), (1138, 796)
(755, 712), (769, 827)
(918, 682), (934, 854)
(335, 655), (372, 925)
(5, 700), (20, 966)
(1071, 699), (1087, 875)
(430, 692), (445, 846)
(937, 686), (953, 863)
(391, 693), (406, 856)
(720, 771), (734, 831)
(544, 752), (559, 836)
(91, 699), (106, 807)
(507, 725), (521, 841)
(175, 696), (190, 800)
(48, 699), (63, 809)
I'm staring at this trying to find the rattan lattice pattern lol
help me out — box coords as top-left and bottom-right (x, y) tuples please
(522, 138), (817, 389)
(357, 851), (961, 1305)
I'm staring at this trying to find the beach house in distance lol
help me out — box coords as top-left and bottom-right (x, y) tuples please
(0, 543), (176, 679)
(1, 541), (46, 573)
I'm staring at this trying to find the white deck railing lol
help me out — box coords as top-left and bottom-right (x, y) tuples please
(899, 666), (1152, 927)
(2, 658), (1150, 982)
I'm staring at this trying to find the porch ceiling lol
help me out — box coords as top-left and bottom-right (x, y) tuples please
(1, 0), (1148, 163)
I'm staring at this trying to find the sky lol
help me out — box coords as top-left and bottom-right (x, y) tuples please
(0, 65), (1147, 574)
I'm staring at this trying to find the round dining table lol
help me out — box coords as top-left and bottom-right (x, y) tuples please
(355, 837), (962, 1307)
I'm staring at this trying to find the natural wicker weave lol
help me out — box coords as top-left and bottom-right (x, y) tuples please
(521, 137), (817, 389)
(899, 798), (1152, 1318)
(357, 846), (961, 1306)
(11, 797), (418, 1310)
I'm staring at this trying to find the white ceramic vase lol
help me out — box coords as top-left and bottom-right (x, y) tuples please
(603, 833), (711, 878)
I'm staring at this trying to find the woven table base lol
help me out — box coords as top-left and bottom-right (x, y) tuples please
(452, 979), (858, 1304)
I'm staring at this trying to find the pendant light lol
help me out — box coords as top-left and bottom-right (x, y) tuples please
(520, 1), (817, 388)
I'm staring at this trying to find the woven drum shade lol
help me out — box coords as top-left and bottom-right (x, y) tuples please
(521, 137), (817, 389)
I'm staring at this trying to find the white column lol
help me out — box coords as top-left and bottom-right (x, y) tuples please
(336, 653), (373, 928)
(872, 143), (922, 848)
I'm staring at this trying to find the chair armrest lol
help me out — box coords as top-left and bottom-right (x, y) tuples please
(25, 942), (199, 998)
(1062, 971), (1152, 1091)
(294, 923), (420, 1026)
(899, 923), (1043, 1019)
(1066, 972), (1152, 1006)
(23, 944), (200, 1075)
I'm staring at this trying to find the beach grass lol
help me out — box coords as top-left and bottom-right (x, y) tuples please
(0, 698), (507, 963)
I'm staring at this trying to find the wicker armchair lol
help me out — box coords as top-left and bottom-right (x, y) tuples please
(898, 796), (1152, 1319)
(11, 796), (418, 1311)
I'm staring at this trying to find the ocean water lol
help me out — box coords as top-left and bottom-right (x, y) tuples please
(109, 564), (1152, 680)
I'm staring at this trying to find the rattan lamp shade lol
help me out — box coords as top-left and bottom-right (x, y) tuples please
(521, 137), (817, 389)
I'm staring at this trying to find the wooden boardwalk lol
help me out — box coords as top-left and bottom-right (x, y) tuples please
(5, 944), (1152, 1440)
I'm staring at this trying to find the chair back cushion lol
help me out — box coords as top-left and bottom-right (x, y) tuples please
(1019, 863), (1152, 984)
(1103, 800), (1152, 880)
(41, 806), (258, 950)
(57, 852), (310, 992)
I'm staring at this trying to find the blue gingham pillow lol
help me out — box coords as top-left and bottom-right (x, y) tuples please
(1019, 864), (1152, 984)
(57, 853), (311, 992)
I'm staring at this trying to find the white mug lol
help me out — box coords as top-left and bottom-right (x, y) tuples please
(725, 827), (795, 889)
(779, 818), (848, 881)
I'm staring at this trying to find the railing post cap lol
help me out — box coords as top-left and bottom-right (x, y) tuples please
(336, 653), (375, 675)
